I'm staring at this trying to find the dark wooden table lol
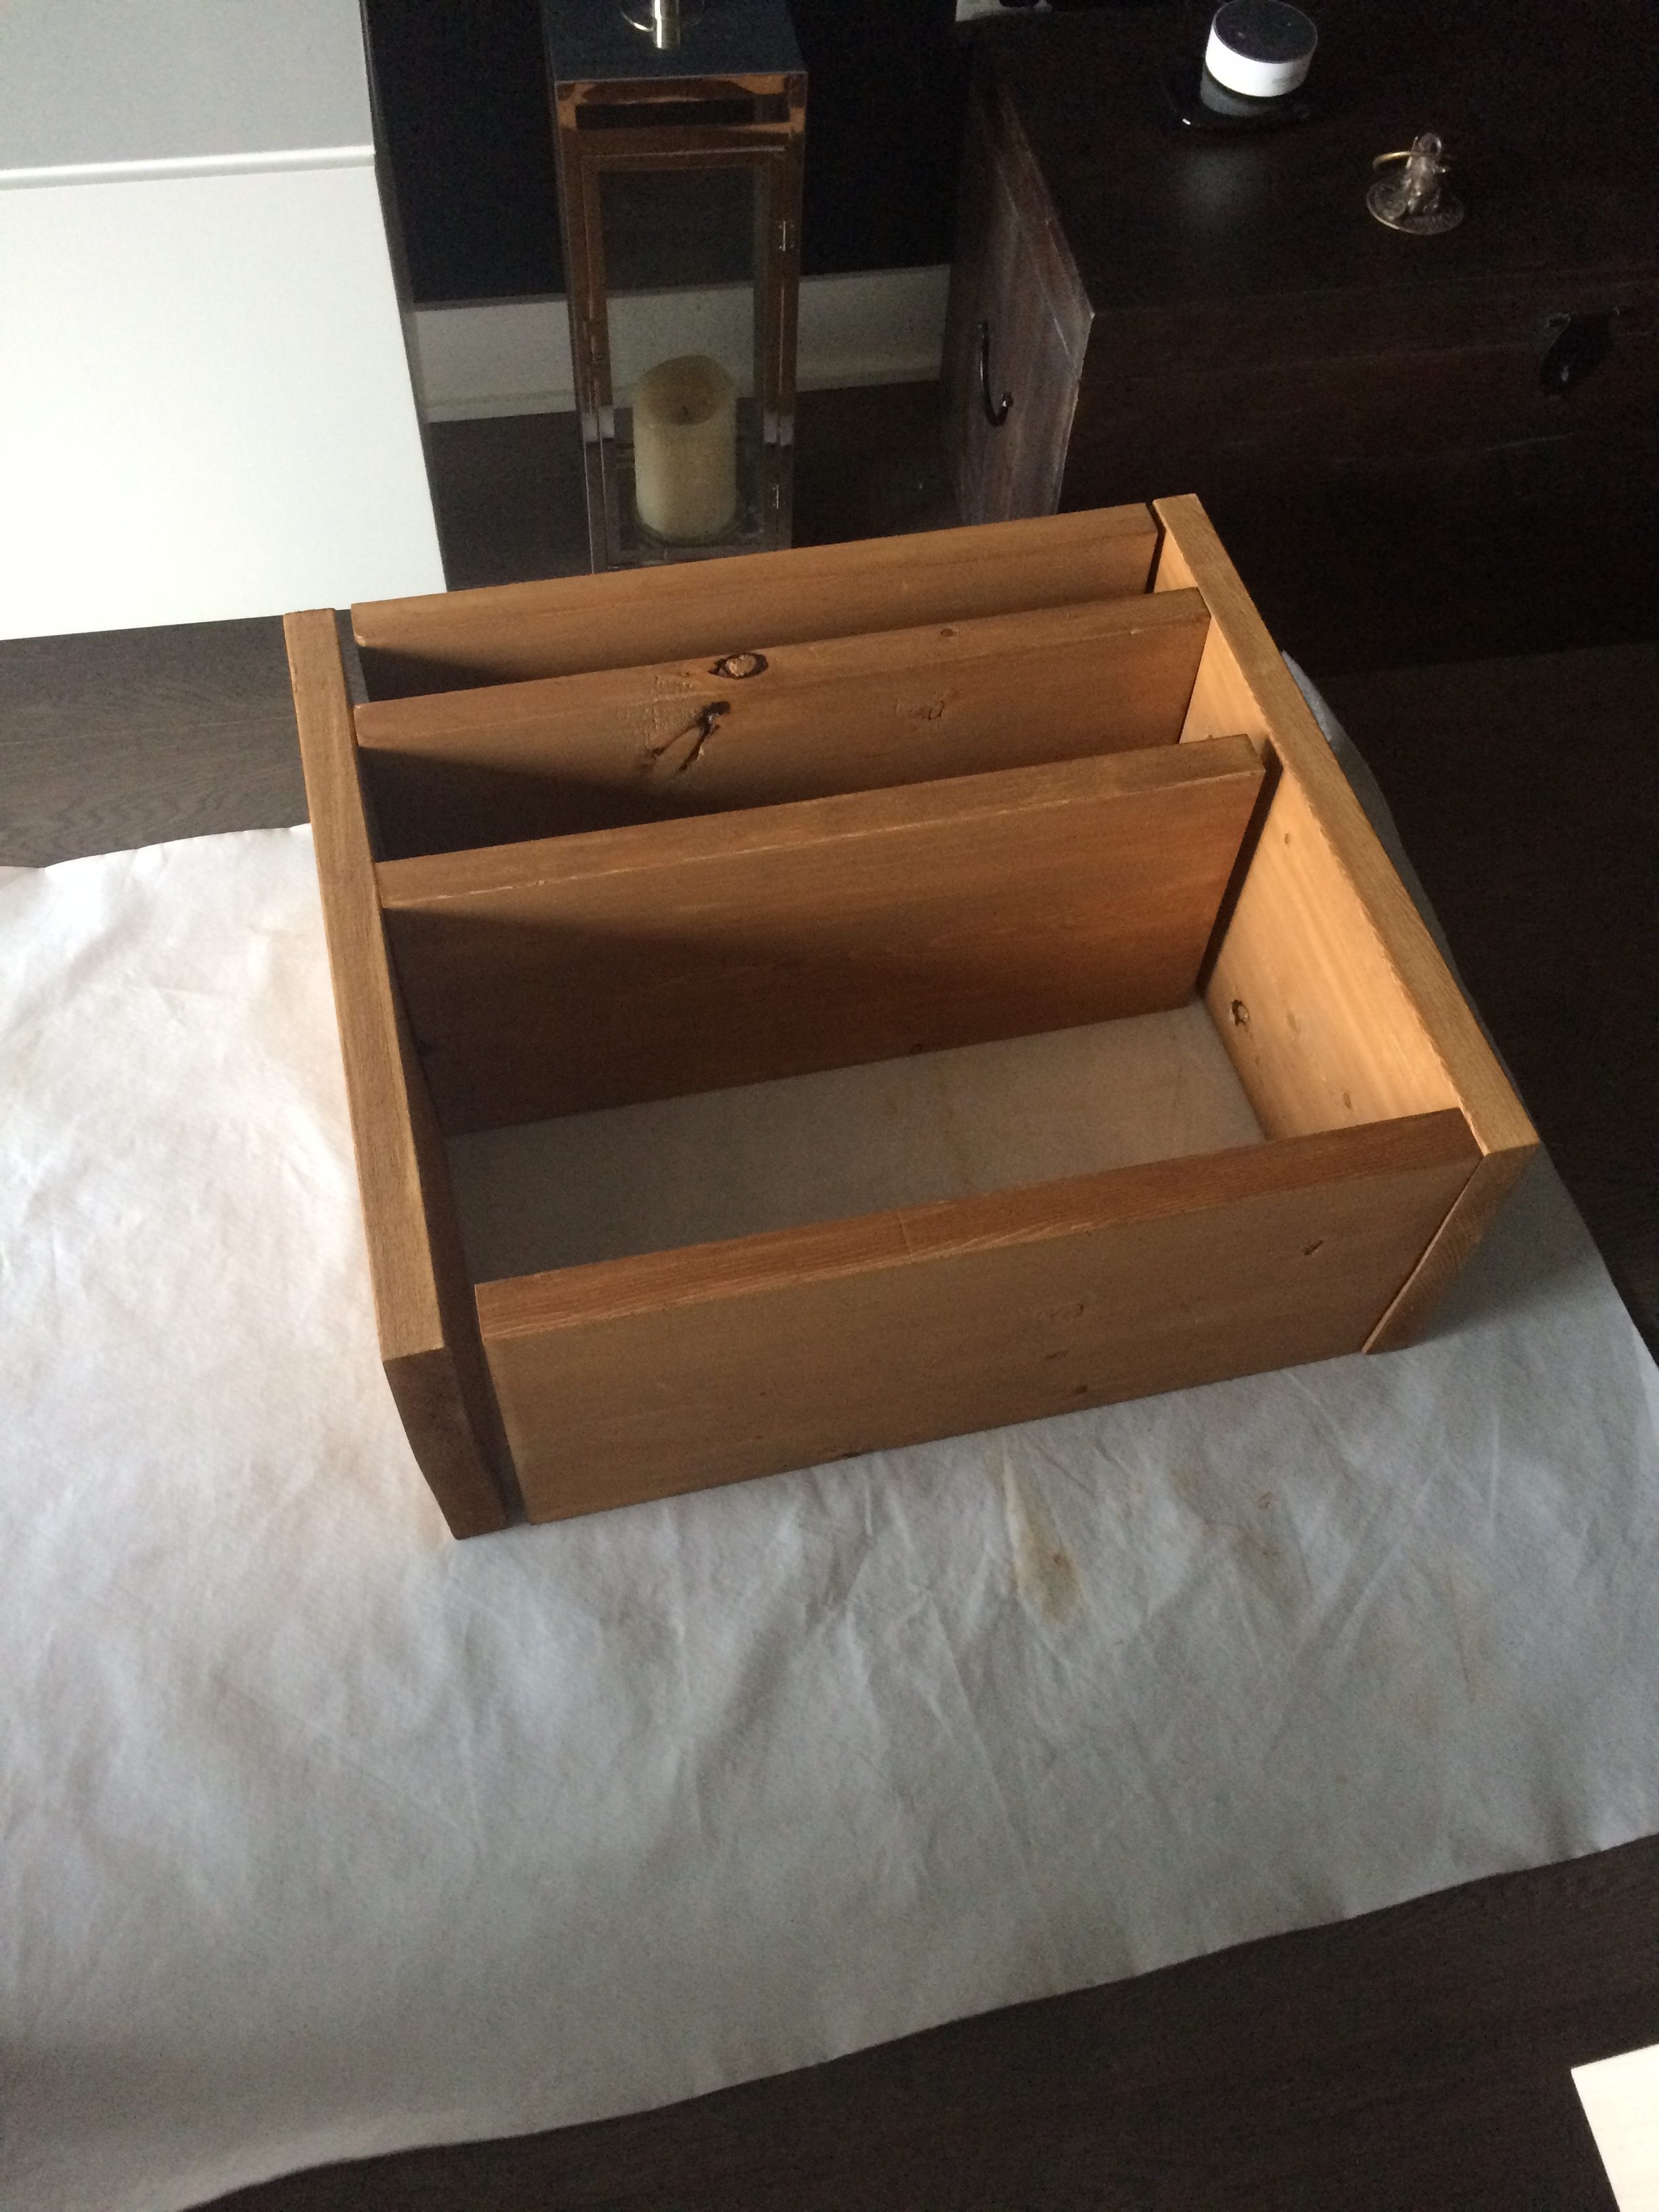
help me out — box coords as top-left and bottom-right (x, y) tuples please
(203, 1837), (1656, 2211)
(3, 434), (1654, 2207)
(3, 617), (1652, 2212)
(943, 0), (1659, 681)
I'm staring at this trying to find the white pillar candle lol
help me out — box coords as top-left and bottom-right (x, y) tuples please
(632, 354), (738, 542)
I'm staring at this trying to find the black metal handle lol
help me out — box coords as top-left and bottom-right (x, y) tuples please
(978, 319), (1012, 427)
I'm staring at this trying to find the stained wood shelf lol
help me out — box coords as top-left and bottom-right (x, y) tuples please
(285, 496), (1536, 1536)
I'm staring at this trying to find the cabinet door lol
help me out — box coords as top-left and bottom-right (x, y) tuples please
(943, 86), (1083, 526)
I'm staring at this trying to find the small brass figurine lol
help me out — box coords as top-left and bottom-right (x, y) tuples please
(1367, 131), (1465, 234)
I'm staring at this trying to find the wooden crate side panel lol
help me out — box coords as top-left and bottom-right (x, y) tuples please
(353, 590), (1210, 855)
(378, 739), (1264, 1130)
(350, 505), (1160, 697)
(283, 610), (512, 1538)
(1151, 493), (1536, 1158)
(478, 1111), (1479, 1521)
(1149, 494), (1538, 1347)
(1203, 769), (1464, 1135)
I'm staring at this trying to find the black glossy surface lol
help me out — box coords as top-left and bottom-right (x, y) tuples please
(540, 0), (802, 86)
(1160, 54), (1313, 133)
(995, 0), (1659, 312)
(363, 0), (968, 301)
(363, 0), (565, 304)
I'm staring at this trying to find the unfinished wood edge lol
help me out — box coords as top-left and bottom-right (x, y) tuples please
(285, 608), (449, 1366)
(1363, 1139), (1538, 1353)
(1150, 495), (1538, 1164)
(1145, 495), (1205, 601)
(476, 1109), (1480, 1344)
(354, 503), (1160, 638)
(1191, 743), (1283, 998)
(283, 609), (513, 1539)
(385, 1348), (515, 1540)
(391, 979), (521, 1535)
(374, 732), (1265, 907)
(1145, 501), (1166, 585)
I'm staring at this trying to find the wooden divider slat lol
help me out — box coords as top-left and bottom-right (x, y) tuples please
(377, 736), (1265, 1133)
(476, 1109), (1481, 1523)
(283, 611), (512, 1537)
(1150, 495), (1537, 1351)
(353, 589), (1210, 855)
(350, 504), (1161, 698)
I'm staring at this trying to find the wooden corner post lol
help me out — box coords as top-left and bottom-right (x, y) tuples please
(284, 611), (514, 1538)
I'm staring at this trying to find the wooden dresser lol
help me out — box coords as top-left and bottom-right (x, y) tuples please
(943, 0), (1659, 525)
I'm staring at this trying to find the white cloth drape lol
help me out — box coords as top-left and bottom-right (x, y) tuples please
(3, 689), (1655, 2212)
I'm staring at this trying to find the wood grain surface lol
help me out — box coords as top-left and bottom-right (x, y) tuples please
(1064, 319), (1659, 507)
(1201, 768), (1460, 1134)
(479, 1109), (1477, 1522)
(353, 588), (1210, 854)
(0, 617), (307, 867)
(943, 77), (1089, 527)
(377, 737), (1263, 1132)
(1152, 497), (1538, 1349)
(284, 611), (512, 1538)
(350, 502), (1159, 697)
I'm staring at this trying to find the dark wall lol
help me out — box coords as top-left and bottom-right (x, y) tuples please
(365, 0), (970, 304)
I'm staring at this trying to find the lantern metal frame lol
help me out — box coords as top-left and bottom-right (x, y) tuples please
(543, 0), (806, 573)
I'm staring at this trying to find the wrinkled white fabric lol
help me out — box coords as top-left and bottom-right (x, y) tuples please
(2, 705), (1655, 2212)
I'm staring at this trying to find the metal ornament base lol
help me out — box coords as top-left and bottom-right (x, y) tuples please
(1367, 178), (1465, 234)
(1367, 139), (1465, 234)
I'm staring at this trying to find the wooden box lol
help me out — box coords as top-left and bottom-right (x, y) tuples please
(285, 497), (1535, 1539)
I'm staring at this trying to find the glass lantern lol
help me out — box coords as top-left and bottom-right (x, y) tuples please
(542, 0), (806, 572)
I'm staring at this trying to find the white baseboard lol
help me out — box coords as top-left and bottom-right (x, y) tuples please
(411, 264), (950, 422)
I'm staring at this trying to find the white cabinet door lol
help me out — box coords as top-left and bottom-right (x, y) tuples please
(0, 1), (443, 640)
(0, 163), (445, 638)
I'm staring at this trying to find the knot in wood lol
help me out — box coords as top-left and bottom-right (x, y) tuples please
(712, 651), (768, 680)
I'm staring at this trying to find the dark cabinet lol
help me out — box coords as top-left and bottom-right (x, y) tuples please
(942, 77), (1083, 522)
(943, 2), (1659, 526)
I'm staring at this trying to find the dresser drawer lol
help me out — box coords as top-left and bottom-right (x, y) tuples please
(1063, 296), (1659, 505)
